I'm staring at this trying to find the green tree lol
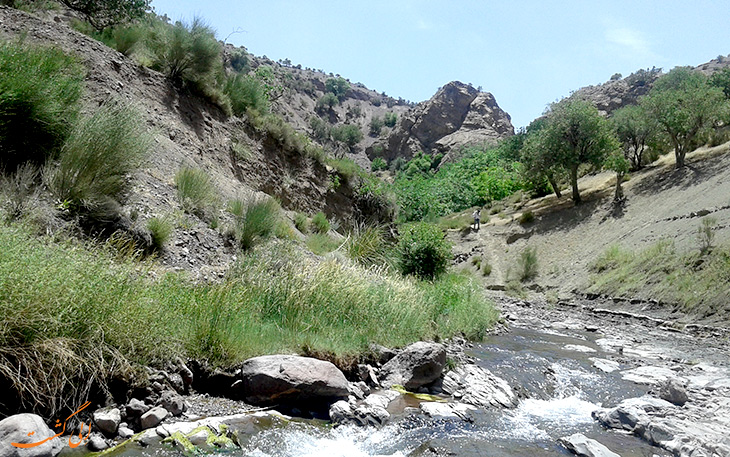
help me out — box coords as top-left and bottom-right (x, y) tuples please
(640, 67), (726, 168)
(611, 104), (656, 170)
(325, 77), (349, 100)
(398, 222), (451, 280)
(316, 92), (339, 113)
(331, 124), (363, 149)
(604, 149), (630, 202)
(533, 98), (619, 203)
(710, 67), (730, 99)
(59, 0), (149, 32)
(520, 118), (564, 199)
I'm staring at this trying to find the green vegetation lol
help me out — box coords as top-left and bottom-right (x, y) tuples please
(306, 232), (340, 255)
(398, 222), (451, 280)
(611, 104), (656, 170)
(0, 222), (497, 415)
(174, 167), (217, 218)
(697, 216), (718, 254)
(59, 0), (149, 32)
(518, 210), (534, 225)
(316, 92), (339, 112)
(224, 73), (268, 116)
(345, 225), (393, 268)
(371, 157), (387, 172)
(147, 216), (173, 251)
(325, 77), (349, 100)
(383, 112), (398, 127)
(46, 102), (149, 221)
(369, 116), (384, 136)
(293, 212), (310, 233)
(589, 240), (730, 318)
(331, 124), (363, 149)
(516, 246), (538, 282)
(0, 41), (84, 171)
(227, 196), (281, 250)
(312, 211), (330, 233)
(0, 164), (38, 222)
(641, 67), (727, 168)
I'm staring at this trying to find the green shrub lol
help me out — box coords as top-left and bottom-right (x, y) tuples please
(47, 102), (149, 220)
(346, 225), (392, 267)
(481, 259), (492, 276)
(294, 212), (310, 233)
(325, 77), (349, 100)
(517, 246), (538, 281)
(275, 219), (296, 240)
(59, 0), (149, 32)
(316, 92), (339, 112)
(369, 116), (384, 136)
(147, 216), (173, 251)
(228, 195), (280, 250)
(224, 73), (268, 116)
(371, 157), (387, 172)
(326, 157), (360, 181)
(309, 116), (330, 141)
(147, 17), (223, 97)
(250, 112), (325, 161)
(331, 124), (363, 148)
(312, 211), (330, 234)
(383, 112), (397, 127)
(174, 167), (217, 218)
(398, 222), (451, 280)
(0, 41), (84, 171)
(228, 48), (249, 73)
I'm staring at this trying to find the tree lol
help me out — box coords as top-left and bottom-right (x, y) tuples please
(531, 98), (619, 203)
(710, 67), (730, 99)
(640, 67), (726, 168)
(59, 0), (150, 32)
(325, 77), (349, 100)
(611, 104), (656, 170)
(331, 124), (363, 149)
(604, 149), (630, 202)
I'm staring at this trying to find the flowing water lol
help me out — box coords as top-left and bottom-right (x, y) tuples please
(110, 325), (675, 456)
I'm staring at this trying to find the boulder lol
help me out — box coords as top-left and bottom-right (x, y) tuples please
(658, 378), (689, 406)
(0, 414), (64, 457)
(380, 342), (446, 390)
(86, 434), (108, 452)
(159, 391), (187, 416)
(420, 402), (476, 422)
(558, 433), (620, 457)
(126, 398), (150, 418)
(442, 364), (517, 408)
(92, 407), (121, 436)
(329, 399), (390, 427)
(234, 355), (349, 407)
(140, 406), (168, 430)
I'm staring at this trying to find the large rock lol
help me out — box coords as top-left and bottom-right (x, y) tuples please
(234, 355), (349, 407)
(92, 407), (121, 437)
(0, 413), (64, 457)
(383, 82), (513, 161)
(558, 433), (620, 457)
(658, 378), (689, 406)
(441, 364), (518, 408)
(140, 406), (168, 430)
(379, 342), (446, 390)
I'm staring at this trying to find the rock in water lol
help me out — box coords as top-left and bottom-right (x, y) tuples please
(380, 342), (446, 390)
(235, 355), (349, 407)
(559, 433), (620, 457)
(442, 364), (517, 408)
(0, 413), (64, 457)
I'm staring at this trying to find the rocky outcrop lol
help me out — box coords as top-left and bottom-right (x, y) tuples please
(233, 355), (349, 409)
(570, 69), (661, 117)
(0, 414), (64, 457)
(382, 81), (513, 162)
(379, 342), (446, 390)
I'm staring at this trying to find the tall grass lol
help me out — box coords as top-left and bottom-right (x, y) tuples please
(0, 223), (498, 415)
(228, 196), (280, 250)
(46, 101), (149, 220)
(589, 241), (730, 319)
(345, 225), (394, 268)
(0, 41), (84, 170)
(517, 246), (539, 281)
(224, 73), (268, 116)
(174, 167), (217, 218)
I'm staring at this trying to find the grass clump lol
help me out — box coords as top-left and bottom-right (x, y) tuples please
(228, 195), (280, 250)
(0, 164), (39, 222)
(294, 212), (310, 233)
(174, 167), (217, 218)
(224, 73), (268, 116)
(0, 41), (84, 171)
(147, 216), (173, 251)
(697, 216), (718, 254)
(517, 246), (538, 281)
(345, 225), (393, 268)
(306, 233), (341, 255)
(46, 101), (149, 221)
(312, 211), (330, 234)
(398, 222), (451, 280)
(519, 210), (535, 225)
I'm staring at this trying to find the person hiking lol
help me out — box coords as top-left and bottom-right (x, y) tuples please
(472, 208), (481, 230)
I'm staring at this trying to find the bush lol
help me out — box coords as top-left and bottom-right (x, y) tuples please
(228, 196), (280, 250)
(174, 167), (217, 218)
(47, 102), (149, 220)
(224, 73), (268, 116)
(383, 112), (397, 127)
(147, 216), (173, 251)
(147, 17), (222, 97)
(698, 216), (718, 254)
(59, 0), (149, 32)
(309, 116), (330, 141)
(398, 222), (451, 280)
(481, 259), (492, 276)
(312, 211), (330, 234)
(517, 246), (538, 281)
(331, 124), (363, 149)
(326, 157), (360, 181)
(0, 41), (84, 171)
(293, 212), (310, 233)
(519, 211), (534, 225)
(371, 157), (387, 172)
(325, 77), (349, 100)
(369, 116), (384, 136)
(316, 93), (339, 112)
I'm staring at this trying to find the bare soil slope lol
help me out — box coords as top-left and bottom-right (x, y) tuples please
(451, 143), (730, 298)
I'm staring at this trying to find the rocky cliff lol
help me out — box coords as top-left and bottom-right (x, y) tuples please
(377, 81), (514, 163)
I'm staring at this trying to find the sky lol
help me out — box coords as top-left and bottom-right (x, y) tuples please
(150, 0), (730, 129)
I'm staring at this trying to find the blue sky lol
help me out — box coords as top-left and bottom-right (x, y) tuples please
(150, 0), (729, 128)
